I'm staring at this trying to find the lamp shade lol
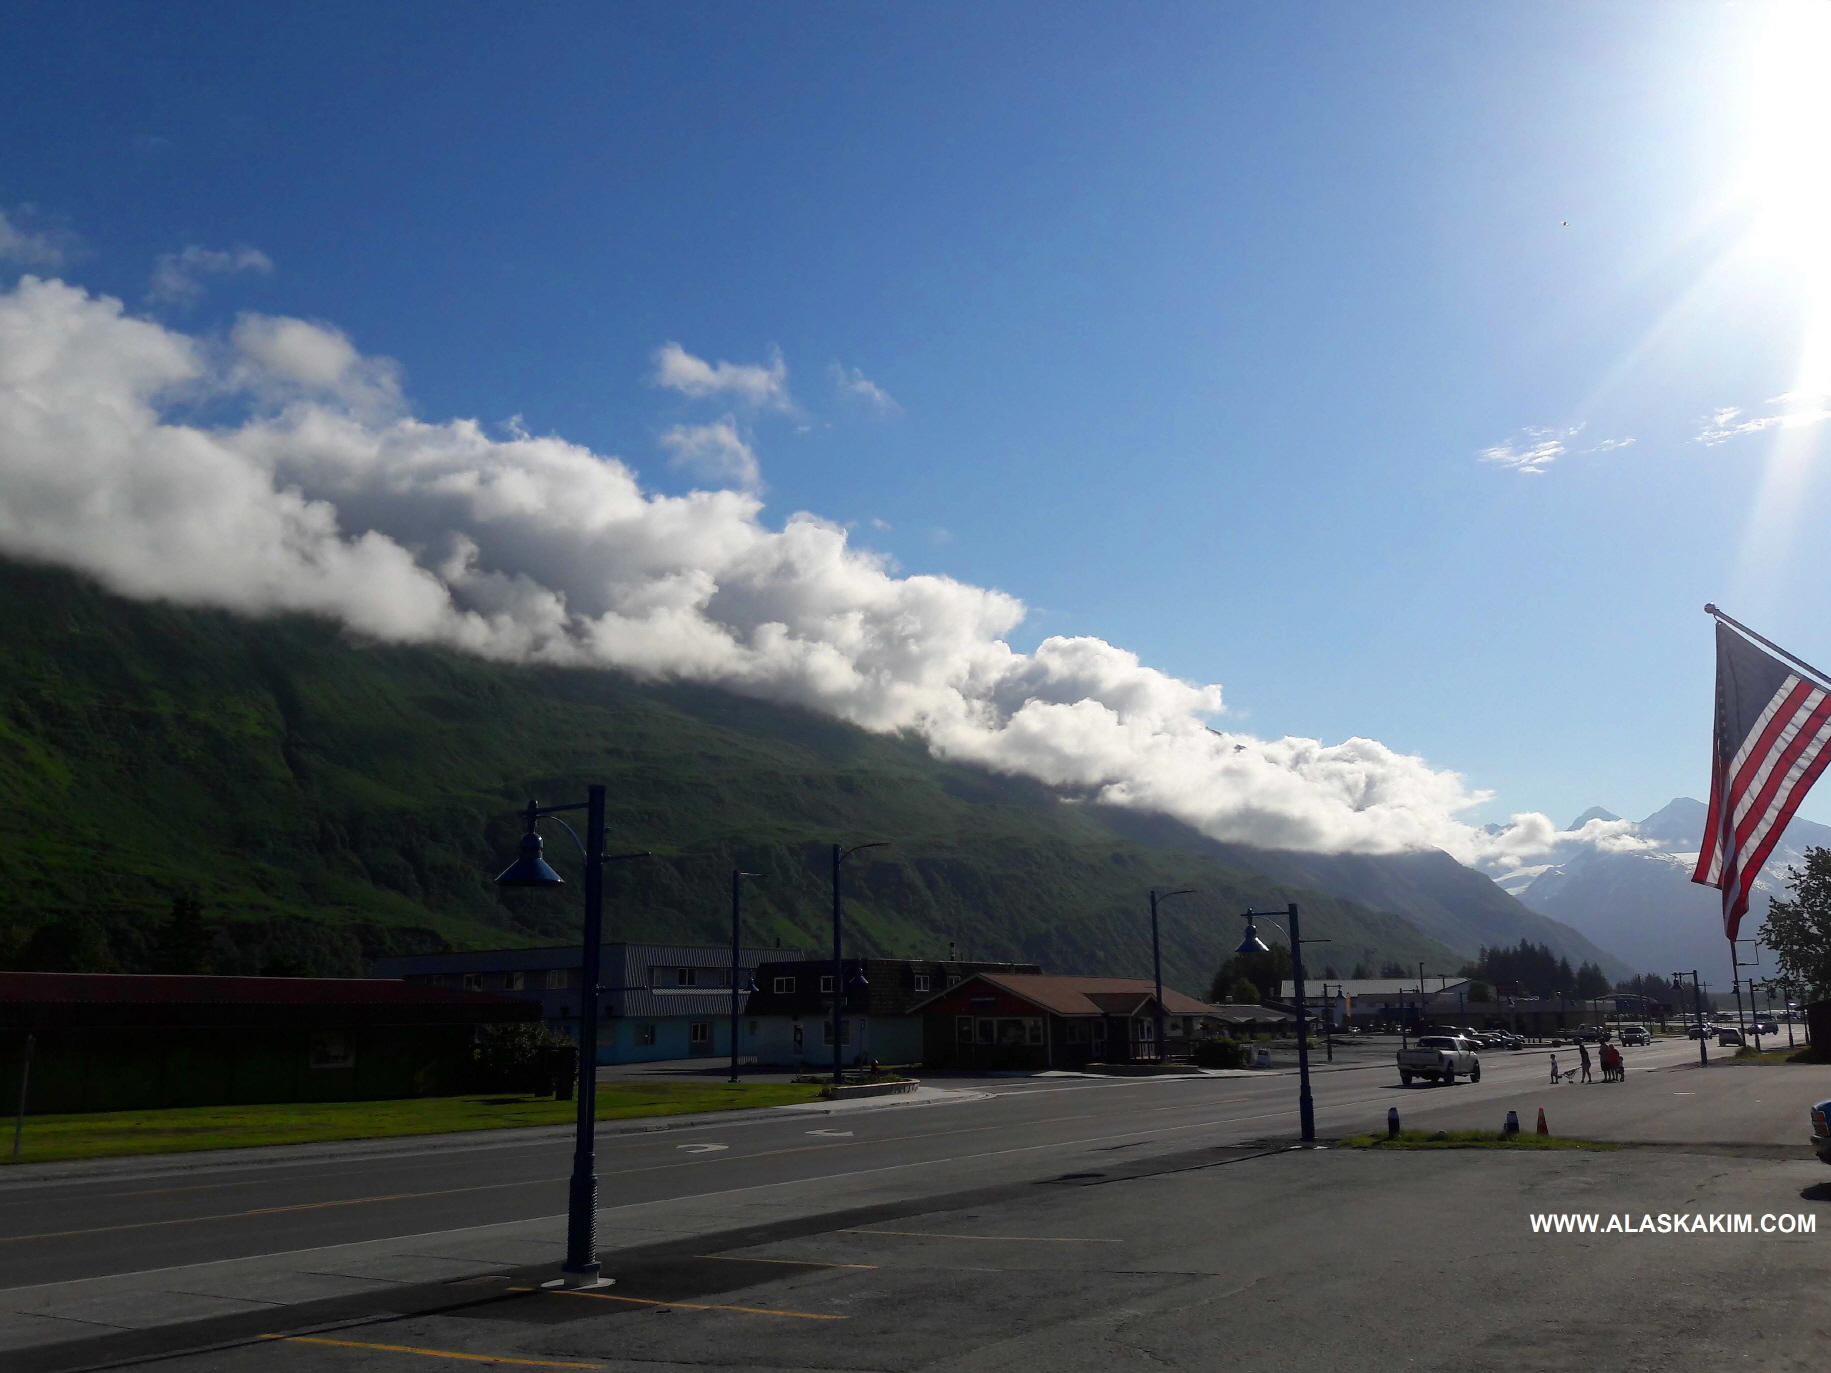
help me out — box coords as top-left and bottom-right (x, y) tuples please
(495, 829), (565, 887)
(1234, 923), (1270, 956)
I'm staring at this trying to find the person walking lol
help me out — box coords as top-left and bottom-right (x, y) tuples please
(1579, 1041), (1592, 1084)
(1549, 1051), (1559, 1084)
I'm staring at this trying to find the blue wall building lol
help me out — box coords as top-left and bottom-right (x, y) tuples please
(372, 942), (803, 1065)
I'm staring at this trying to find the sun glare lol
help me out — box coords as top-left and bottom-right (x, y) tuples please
(1742, 3), (1831, 296)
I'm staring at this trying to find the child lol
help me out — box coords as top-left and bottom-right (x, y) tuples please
(1579, 1042), (1592, 1083)
(1549, 1052), (1559, 1084)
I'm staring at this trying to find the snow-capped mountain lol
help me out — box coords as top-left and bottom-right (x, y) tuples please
(1497, 798), (1831, 983)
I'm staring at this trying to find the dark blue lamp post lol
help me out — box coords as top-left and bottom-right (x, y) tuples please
(831, 842), (888, 1084)
(494, 787), (649, 1289)
(1236, 902), (1324, 1144)
(1148, 889), (1194, 1062)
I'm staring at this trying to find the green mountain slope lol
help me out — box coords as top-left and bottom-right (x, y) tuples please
(0, 559), (1475, 992)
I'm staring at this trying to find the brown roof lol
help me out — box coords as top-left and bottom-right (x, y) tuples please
(923, 973), (1216, 1018)
(0, 972), (540, 1029)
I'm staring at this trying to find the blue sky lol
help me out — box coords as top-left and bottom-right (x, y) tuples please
(5, 0), (1829, 833)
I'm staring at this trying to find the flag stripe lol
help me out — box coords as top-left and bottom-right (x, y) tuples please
(1731, 690), (1831, 848)
(1693, 624), (1831, 943)
(1724, 708), (1831, 921)
(1713, 724), (1831, 929)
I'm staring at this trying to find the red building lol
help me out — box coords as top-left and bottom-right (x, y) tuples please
(914, 972), (1217, 1070)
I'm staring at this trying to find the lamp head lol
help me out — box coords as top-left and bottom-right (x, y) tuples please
(494, 828), (565, 888)
(1234, 916), (1270, 956)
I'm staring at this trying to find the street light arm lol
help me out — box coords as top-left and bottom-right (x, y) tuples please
(840, 841), (891, 864)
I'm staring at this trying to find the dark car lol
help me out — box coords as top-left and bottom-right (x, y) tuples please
(1812, 1100), (1831, 1167)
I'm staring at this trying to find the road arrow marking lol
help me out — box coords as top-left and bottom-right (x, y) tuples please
(806, 1129), (855, 1137)
(676, 1143), (729, 1153)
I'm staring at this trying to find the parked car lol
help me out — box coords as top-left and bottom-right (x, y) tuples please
(1812, 1099), (1831, 1167)
(1718, 1028), (1745, 1047)
(1397, 1035), (1481, 1086)
(1618, 1025), (1652, 1046)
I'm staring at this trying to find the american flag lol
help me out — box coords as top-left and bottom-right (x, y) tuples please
(1693, 613), (1831, 940)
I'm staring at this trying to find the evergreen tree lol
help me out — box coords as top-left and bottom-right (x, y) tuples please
(1759, 846), (1831, 997)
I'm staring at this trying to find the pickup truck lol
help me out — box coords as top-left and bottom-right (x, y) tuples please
(1398, 1035), (1481, 1086)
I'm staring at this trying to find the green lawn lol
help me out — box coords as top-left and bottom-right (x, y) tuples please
(0, 1081), (827, 1165)
(1338, 1128), (1615, 1151)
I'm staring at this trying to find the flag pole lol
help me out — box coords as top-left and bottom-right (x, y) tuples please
(1705, 604), (1831, 689)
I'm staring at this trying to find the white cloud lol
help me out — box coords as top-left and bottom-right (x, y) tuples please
(0, 275), (1609, 866)
(659, 416), (760, 489)
(1479, 425), (1576, 475)
(831, 363), (901, 415)
(650, 342), (788, 409)
(147, 245), (273, 305)
(1696, 394), (1831, 446)
(0, 208), (72, 268)
(1479, 423), (1632, 473)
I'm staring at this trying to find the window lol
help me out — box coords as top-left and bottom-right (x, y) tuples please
(1066, 1021), (1090, 1044)
(957, 1015), (975, 1044)
(819, 975), (834, 994)
(309, 1034), (354, 1070)
(1137, 1020), (1156, 1042)
(546, 969), (569, 990)
(678, 968), (698, 987)
(638, 1023), (656, 1046)
(504, 971), (525, 991)
(975, 1018), (995, 1045)
(689, 1022), (710, 1045)
(913, 973), (931, 993)
(774, 976), (795, 994)
(1026, 1019), (1044, 1046)
(462, 973), (482, 991)
(947, 974), (962, 988)
(996, 1018), (1027, 1047)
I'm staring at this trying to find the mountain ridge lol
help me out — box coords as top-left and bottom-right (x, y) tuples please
(0, 557), (1616, 989)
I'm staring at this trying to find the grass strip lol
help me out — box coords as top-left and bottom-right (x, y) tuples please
(1338, 1128), (1617, 1151)
(1, 1080), (827, 1165)
(1731, 1045), (1830, 1066)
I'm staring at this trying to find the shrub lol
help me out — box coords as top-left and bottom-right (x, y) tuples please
(1194, 1038), (1247, 1069)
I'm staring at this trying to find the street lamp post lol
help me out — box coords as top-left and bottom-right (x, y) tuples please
(831, 842), (889, 1085)
(494, 788), (649, 1290)
(729, 869), (760, 1084)
(1674, 969), (1708, 1068)
(1236, 903), (1325, 1144)
(1149, 889), (1194, 1062)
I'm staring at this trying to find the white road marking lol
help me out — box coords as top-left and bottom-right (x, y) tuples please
(806, 1130), (854, 1138)
(676, 1144), (729, 1153)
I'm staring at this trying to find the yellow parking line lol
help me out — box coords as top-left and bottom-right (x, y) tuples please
(841, 1228), (1120, 1242)
(695, 1266), (875, 1274)
(260, 1334), (602, 1368)
(510, 1285), (845, 1320)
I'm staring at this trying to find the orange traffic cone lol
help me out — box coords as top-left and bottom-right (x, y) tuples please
(1536, 1107), (1549, 1136)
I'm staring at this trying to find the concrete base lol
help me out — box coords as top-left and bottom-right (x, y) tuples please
(827, 1079), (920, 1099)
(540, 1273), (615, 1290)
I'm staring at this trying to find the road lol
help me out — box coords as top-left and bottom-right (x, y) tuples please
(0, 1036), (1725, 1289)
(3, 1039), (1831, 1369)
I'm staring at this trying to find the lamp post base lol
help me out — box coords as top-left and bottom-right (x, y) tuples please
(543, 1271), (615, 1291)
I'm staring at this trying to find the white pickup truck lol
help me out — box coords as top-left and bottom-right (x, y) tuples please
(1398, 1035), (1481, 1086)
